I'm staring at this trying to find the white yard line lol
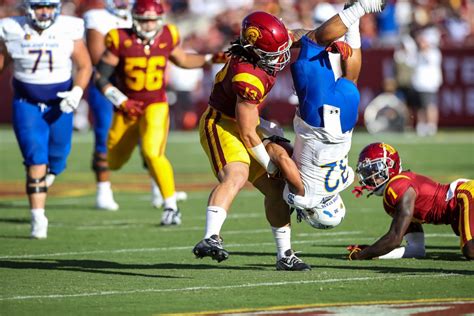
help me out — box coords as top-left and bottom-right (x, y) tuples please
(0, 274), (464, 302)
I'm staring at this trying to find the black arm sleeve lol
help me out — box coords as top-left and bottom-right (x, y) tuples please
(95, 60), (116, 91)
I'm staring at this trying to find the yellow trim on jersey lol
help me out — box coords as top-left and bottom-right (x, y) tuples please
(383, 174), (411, 206)
(106, 29), (120, 50)
(232, 73), (265, 97)
(166, 24), (180, 47)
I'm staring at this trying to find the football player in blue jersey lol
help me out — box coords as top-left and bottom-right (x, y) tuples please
(265, 0), (384, 228)
(83, 0), (134, 211)
(0, 0), (92, 239)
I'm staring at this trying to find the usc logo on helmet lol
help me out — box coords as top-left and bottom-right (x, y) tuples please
(243, 26), (262, 45)
(379, 143), (397, 155)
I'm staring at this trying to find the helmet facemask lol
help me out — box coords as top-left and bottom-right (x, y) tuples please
(25, 1), (61, 30)
(253, 42), (291, 74)
(132, 12), (163, 40)
(106, 0), (134, 19)
(356, 158), (394, 195)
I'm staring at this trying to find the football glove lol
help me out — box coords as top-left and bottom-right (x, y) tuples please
(119, 99), (144, 118)
(347, 244), (368, 260)
(57, 86), (83, 114)
(326, 41), (353, 61)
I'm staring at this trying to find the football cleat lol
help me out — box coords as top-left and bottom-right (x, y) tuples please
(31, 214), (48, 239)
(160, 208), (182, 226)
(276, 249), (311, 271)
(96, 190), (119, 211)
(193, 235), (229, 263)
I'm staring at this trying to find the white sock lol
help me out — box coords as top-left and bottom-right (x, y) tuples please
(97, 181), (112, 194)
(163, 194), (177, 211)
(272, 226), (291, 260)
(204, 206), (227, 239)
(345, 19), (361, 48)
(339, 3), (365, 28)
(31, 208), (45, 218)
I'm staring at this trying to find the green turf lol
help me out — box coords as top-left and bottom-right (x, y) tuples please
(0, 128), (473, 315)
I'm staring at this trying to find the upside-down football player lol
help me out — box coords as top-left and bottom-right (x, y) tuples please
(347, 142), (473, 260)
(192, 0), (384, 271)
(94, 0), (225, 225)
(264, 0), (384, 229)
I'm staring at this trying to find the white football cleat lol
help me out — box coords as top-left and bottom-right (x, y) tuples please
(31, 215), (48, 239)
(160, 208), (182, 226)
(96, 192), (119, 211)
(358, 0), (385, 13)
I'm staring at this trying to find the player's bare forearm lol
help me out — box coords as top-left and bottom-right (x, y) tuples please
(71, 40), (93, 90)
(236, 101), (261, 148)
(307, 15), (348, 46)
(86, 29), (106, 65)
(266, 142), (304, 195)
(342, 48), (361, 84)
(289, 29), (310, 48)
(354, 232), (402, 259)
(170, 46), (207, 69)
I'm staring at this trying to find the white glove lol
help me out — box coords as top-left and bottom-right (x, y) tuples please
(57, 86), (83, 114)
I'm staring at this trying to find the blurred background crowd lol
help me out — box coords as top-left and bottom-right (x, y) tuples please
(1, 0), (473, 134)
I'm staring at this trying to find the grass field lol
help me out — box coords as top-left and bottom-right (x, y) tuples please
(0, 128), (473, 315)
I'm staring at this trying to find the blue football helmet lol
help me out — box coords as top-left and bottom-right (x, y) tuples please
(105, 0), (134, 18)
(24, 0), (61, 30)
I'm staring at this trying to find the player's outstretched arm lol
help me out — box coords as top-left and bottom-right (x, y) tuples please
(350, 187), (417, 260)
(169, 46), (226, 69)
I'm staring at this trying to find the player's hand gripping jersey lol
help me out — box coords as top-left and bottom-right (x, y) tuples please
(104, 24), (180, 109)
(208, 56), (277, 118)
(0, 15), (84, 103)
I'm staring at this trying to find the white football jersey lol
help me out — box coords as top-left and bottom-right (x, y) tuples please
(292, 112), (354, 199)
(83, 9), (132, 35)
(0, 15), (84, 85)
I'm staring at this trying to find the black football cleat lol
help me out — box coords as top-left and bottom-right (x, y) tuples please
(276, 249), (311, 271)
(193, 235), (229, 263)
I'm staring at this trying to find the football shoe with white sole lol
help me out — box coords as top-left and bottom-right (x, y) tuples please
(31, 215), (48, 239)
(276, 249), (311, 271)
(193, 235), (229, 262)
(160, 208), (182, 225)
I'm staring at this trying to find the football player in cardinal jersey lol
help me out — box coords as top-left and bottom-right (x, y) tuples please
(263, 0), (385, 229)
(0, 0), (92, 239)
(95, 0), (222, 225)
(192, 11), (312, 271)
(83, 0), (133, 211)
(347, 142), (474, 260)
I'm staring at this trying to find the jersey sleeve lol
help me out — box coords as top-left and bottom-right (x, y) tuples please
(231, 67), (266, 104)
(383, 175), (413, 208)
(104, 29), (121, 56)
(165, 24), (181, 50)
(65, 16), (85, 41)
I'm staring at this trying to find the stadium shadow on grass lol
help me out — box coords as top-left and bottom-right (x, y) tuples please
(0, 259), (185, 278)
(0, 259), (260, 273)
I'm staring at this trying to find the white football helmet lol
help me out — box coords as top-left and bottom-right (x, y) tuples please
(24, 0), (61, 30)
(296, 194), (346, 229)
(106, 0), (134, 18)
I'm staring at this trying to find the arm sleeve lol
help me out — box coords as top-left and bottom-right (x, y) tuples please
(231, 73), (265, 105)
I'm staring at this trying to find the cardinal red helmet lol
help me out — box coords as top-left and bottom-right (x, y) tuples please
(132, 0), (164, 40)
(240, 11), (292, 74)
(356, 142), (402, 193)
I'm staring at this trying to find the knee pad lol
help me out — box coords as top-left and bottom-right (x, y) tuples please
(92, 153), (109, 172)
(26, 175), (48, 195)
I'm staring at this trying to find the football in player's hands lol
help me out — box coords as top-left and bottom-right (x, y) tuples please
(326, 41), (353, 60)
(120, 99), (144, 118)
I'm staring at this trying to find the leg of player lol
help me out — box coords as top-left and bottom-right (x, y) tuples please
(27, 165), (49, 239)
(140, 103), (181, 225)
(253, 175), (311, 271)
(89, 84), (119, 211)
(458, 180), (474, 260)
(151, 176), (188, 209)
(193, 162), (249, 262)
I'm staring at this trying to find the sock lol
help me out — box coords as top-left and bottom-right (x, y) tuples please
(204, 206), (227, 239)
(31, 208), (45, 218)
(163, 194), (178, 211)
(97, 181), (112, 194)
(345, 19), (361, 48)
(272, 226), (291, 260)
(339, 3), (365, 28)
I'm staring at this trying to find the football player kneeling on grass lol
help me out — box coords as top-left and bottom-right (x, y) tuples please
(347, 142), (474, 260)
